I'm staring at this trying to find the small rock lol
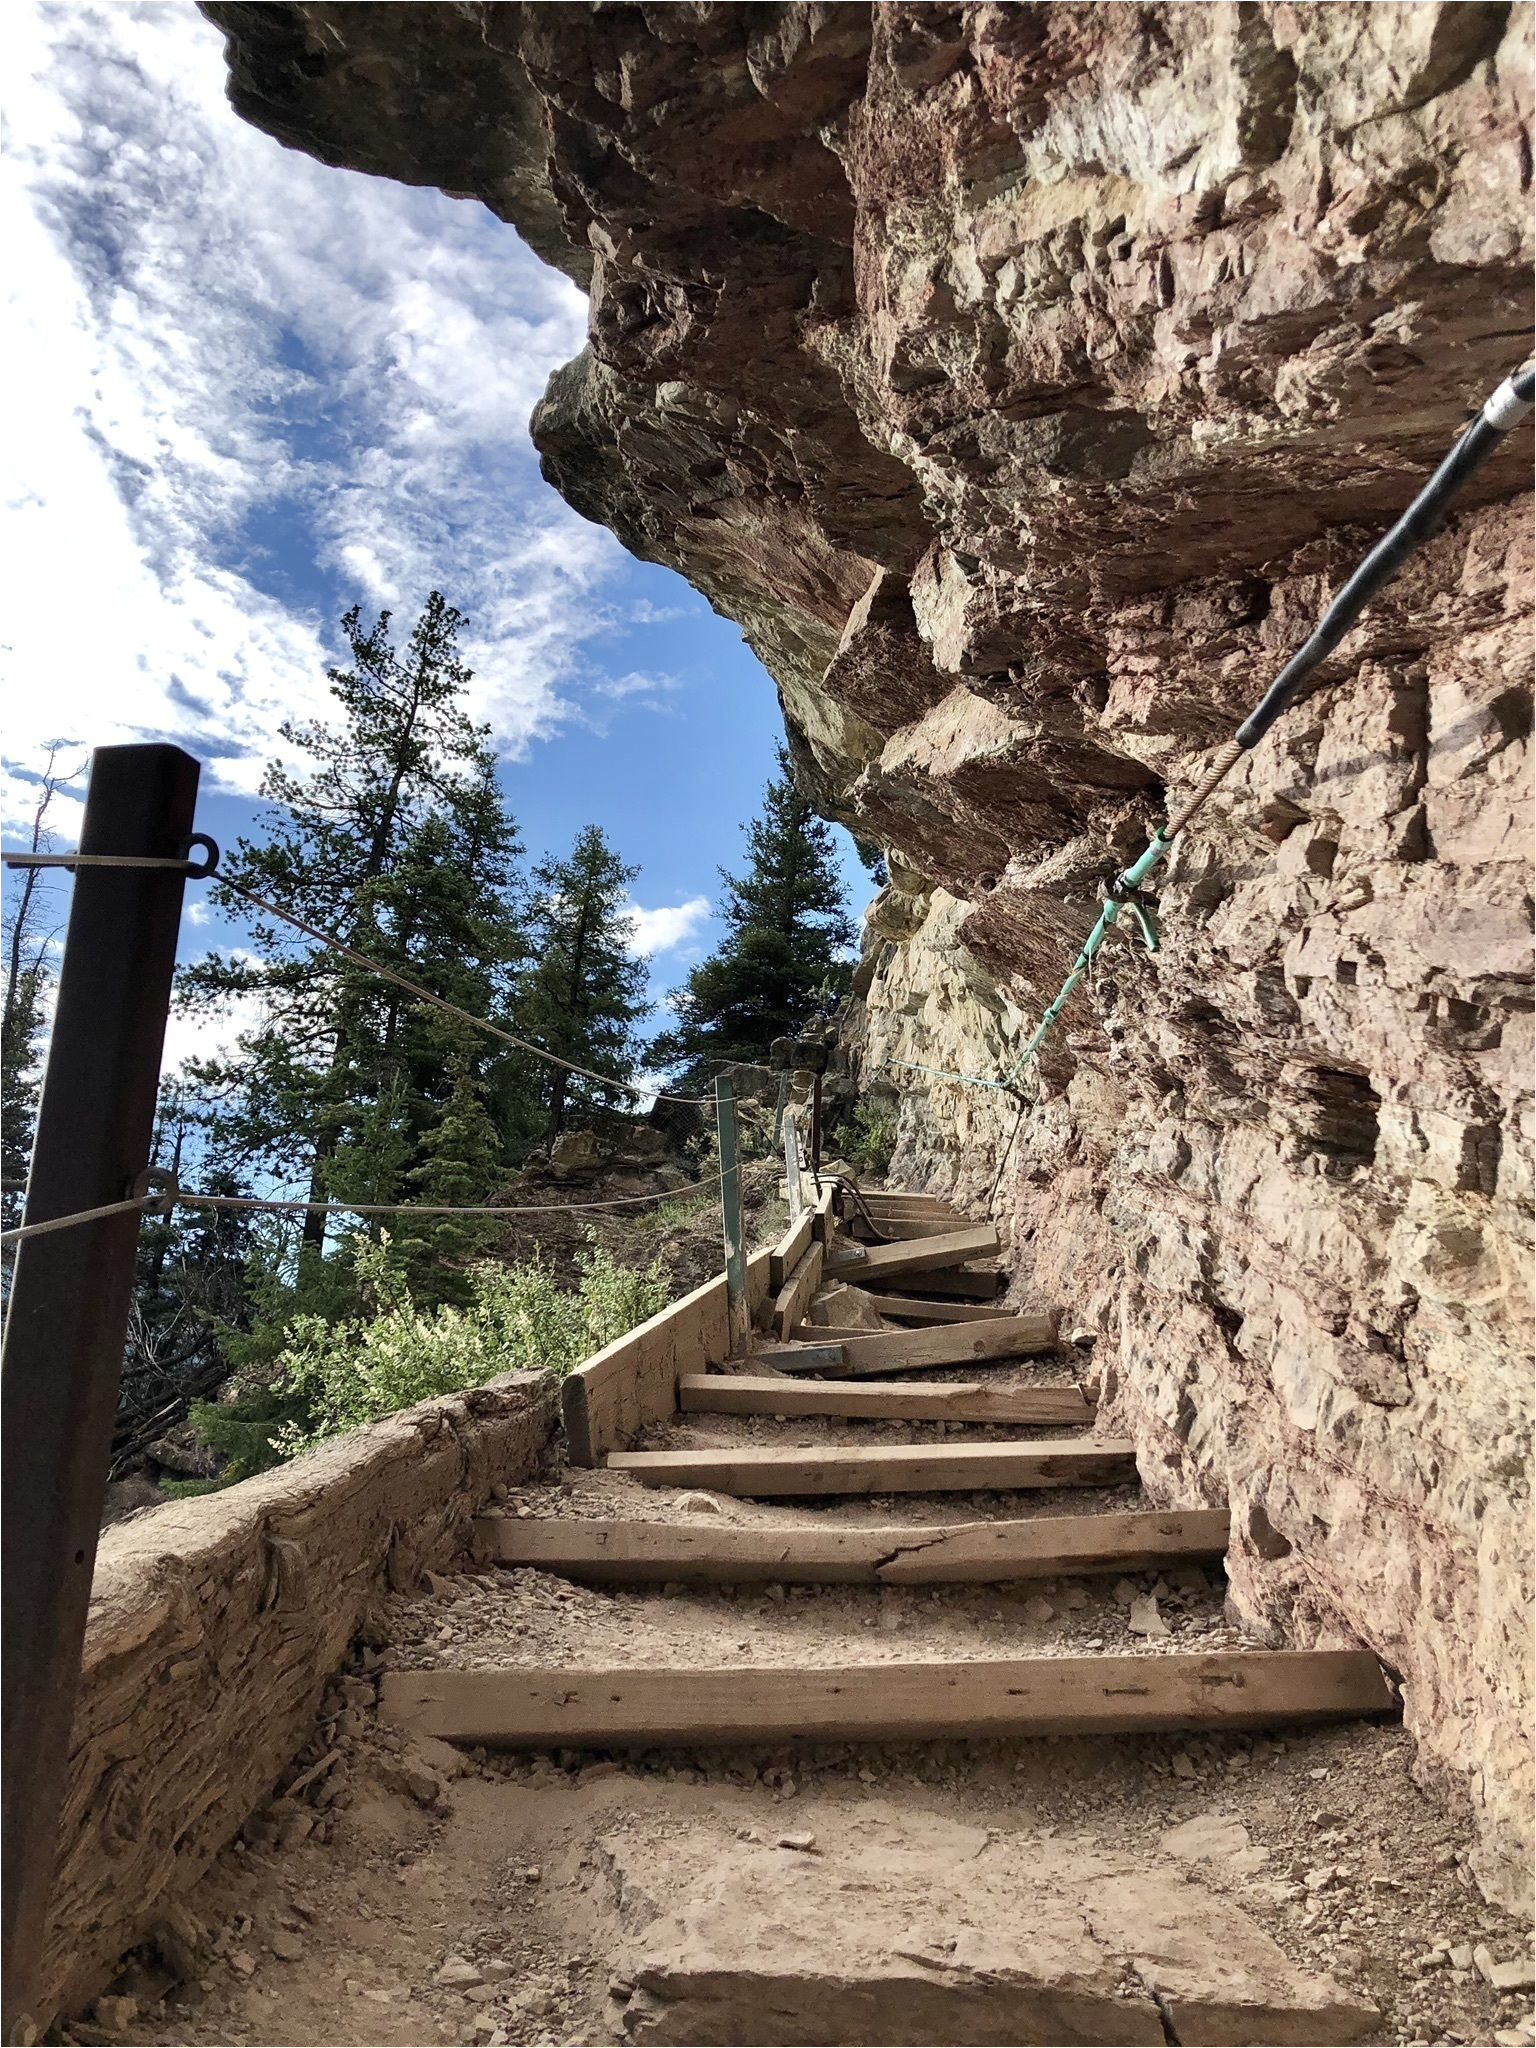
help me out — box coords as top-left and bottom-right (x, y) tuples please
(228, 1951), (257, 1980)
(523, 1866), (543, 1884)
(1476, 1950), (1535, 1992)
(91, 1997), (138, 2032)
(673, 1491), (724, 1516)
(1449, 1944), (1474, 1971)
(577, 1759), (623, 1785)
(1128, 1593), (1170, 1639)
(1113, 1578), (1139, 1608)
(1170, 1751), (1197, 1781)
(269, 1930), (305, 1963)
(437, 1957), (485, 1989)
(382, 1761), (447, 1810)
(777, 1831), (818, 1852)
(1021, 1596), (1055, 1624)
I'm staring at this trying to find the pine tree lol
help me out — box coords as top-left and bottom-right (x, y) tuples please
(517, 825), (649, 1143)
(180, 594), (530, 1262)
(653, 745), (856, 1086)
(394, 1031), (504, 1290)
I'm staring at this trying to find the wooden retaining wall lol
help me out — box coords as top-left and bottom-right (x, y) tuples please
(40, 1370), (555, 2026)
(562, 1247), (773, 1465)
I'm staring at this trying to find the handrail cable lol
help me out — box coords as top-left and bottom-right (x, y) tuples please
(0, 1169), (726, 1249)
(879, 361), (1535, 1102)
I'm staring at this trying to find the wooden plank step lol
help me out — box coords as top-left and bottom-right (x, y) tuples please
(679, 1372), (1093, 1426)
(753, 1314), (1057, 1378)
(475, 1507), (1229, 1585)
(768, 1210), (814, 1292)
(851, 1213), (977, 1241)
(868, 1266), (1004, 1301)
(771, 1239), (823, 1341)
(605, 1438), (1136, 1496)
(379, 1649), (1396, 1749)
(863, 1295), (1018, 1325)
(827, 1225), (999, 1284)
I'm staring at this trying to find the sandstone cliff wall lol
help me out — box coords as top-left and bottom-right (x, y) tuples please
(205, 0), (1534, 1907)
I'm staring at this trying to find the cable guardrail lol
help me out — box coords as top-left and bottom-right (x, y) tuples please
(0, 1166), (728, 1249)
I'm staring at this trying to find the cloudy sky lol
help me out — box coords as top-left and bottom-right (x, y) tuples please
(3, 0), (872, 1062)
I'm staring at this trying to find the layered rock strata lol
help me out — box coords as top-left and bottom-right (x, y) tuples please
(205, 1), (1534, 1907)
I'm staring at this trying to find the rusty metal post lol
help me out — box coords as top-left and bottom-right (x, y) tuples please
(714, 1075), (750, 1358)
(1, 743), (199, 2036)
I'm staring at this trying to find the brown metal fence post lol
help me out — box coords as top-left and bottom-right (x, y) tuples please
(1, 743), (200, 2037)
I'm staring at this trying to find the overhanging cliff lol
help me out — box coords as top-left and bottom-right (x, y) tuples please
(204, 0), (1534, 1909)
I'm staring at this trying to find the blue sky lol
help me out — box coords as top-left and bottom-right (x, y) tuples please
(2, 0), (875, 1070)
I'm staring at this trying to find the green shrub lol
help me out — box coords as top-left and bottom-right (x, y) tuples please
(193, 1232), (668, 1472)
(844, 1095), (898, 1177)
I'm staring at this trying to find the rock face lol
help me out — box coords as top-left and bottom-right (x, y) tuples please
(203, 2), (1533, 1906)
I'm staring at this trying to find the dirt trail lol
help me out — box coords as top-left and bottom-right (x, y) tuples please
(62, 1240), (1536, 2048)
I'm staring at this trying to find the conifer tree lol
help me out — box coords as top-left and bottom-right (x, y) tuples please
(653, 745), (855, 1087)
(180, 594), (530, 1261)
(517, 825), (649, 1142)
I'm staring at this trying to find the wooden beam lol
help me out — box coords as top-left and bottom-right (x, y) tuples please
(768, 1210), (814, 1294)
(379, 1649), (1397, 1749)
(679, 1373), (1092, 1426)
(605, 1438), (1136, 1496)
(852, 1213), (975, 1241)
(826, 1226), (1000, 1284)
(770, 1239), (824, 1342)
(866, 1295), (1017, 1325)
(754, 1313), (1057, 1378)
(563, 1246), (774, 1465)
(867, 1266), (1004, 1302)
(474, 1507), (1228, 1586)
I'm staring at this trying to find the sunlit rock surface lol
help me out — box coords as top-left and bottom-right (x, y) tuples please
(206, 0), (1533, 1907)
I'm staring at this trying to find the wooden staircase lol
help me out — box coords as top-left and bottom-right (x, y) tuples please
(380, 1184), (1396, 1752)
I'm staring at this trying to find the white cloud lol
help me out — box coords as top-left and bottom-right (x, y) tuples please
(1, 0), (636, 799)
(625, 896), (712, 957)
(159, 981), (264, 1078)
(591, 670), (681, 704)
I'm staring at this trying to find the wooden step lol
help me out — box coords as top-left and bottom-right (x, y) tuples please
(476, 1507), (1227, 1585)
(605, 1438), (1136, 1496)
(855, 1191), (958, 1215)
(679, 1372), (1093, 1426)
(868, 1267), (1004, 1302)
(379, 1649), (1396, 1749)
(862, 1295), (1018, 1325)
(767, 1209), (815, 1291)
(851, 1213), (972, 1242)
(753, 1314), (1057, 1378)
(770, 1239), (823, 1339)
(826, 1226), (1000, 1285)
